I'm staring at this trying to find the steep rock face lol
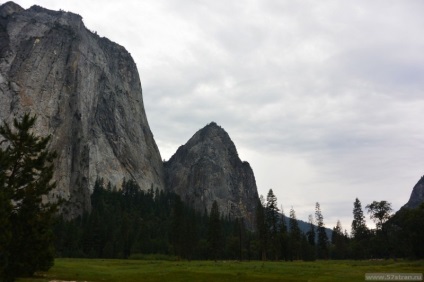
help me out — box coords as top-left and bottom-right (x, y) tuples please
(403, 176), (424, 209)
(164, 122), (259, 227)
(0, 2), (165, 215)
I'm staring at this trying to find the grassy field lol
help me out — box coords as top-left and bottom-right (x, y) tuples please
(17, 258), (423, 282)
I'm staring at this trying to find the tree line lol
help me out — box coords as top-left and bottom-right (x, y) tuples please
(1, 114), (424, 281)
(52, 179), (424, 263)
(54, 178), (255, 261)
(255, 189), (424, 261)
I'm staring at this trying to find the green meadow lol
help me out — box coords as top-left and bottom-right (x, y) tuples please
(17, 259), (423, 282)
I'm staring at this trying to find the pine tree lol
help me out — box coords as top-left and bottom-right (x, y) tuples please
(279, 207), (289, 261)
(331, 220), (348, 259)
(288, 207), (302, 260)
(315, 202), (329, 259)
(0, 114), (58, 280)
(236, 218), (246, 261)
(208, 201), (222, 260)
(351, 198), (368, 239)
(265, 189), (279, 260)
(255, 197), (267, 261)
(351, 198), (370, 259)
(306, 214), (316, 246)
(300, 214), (315, 261)
(0, 148), (12, 280)
(170, 195), (184, 257)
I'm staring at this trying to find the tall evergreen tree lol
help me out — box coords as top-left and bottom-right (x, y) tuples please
(351, 198), (368, 239)
(208, 201), (222, 260)
(170, 195), (184, 257)
(255, 197), (267, 260)
(315, 202), (329, 259)
(0, 147), (12, 280)
(331, 220), (348, 259)
(306, 214), (316, 246)
(351, 198), (370, 259)
(300, 214), (315, 261)
(0, 114), (58, 281)
(265, 189), (279, 260)
(288, 207), (302, 260)
(279, 207), (289, 261)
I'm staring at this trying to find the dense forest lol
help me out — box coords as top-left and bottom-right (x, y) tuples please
(54, 180), (424, 261)
(54, 179), (252, 260)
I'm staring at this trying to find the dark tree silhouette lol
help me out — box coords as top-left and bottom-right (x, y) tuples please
(351, 198), (370, 259)
(366, 201), (393, 230)
(266, 189), (279, 260)
(255, 196), (267, 261)
(207, 201), (222, 260)
(0, 114), (58, 281)
(315, 202), (329, 259)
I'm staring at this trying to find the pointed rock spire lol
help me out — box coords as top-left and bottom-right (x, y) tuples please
(165, 122), (259, 228)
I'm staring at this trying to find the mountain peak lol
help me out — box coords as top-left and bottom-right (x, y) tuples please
(172, 122), (239, 163)
(197, 121), (227, 137)
(0, 2), (24, 17)
(164, 123), (259, 228)
(205, 121), (219, 128)
(197, 122), (236, 145)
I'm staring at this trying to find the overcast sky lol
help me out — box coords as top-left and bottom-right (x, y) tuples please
(12, 0), (424, 231)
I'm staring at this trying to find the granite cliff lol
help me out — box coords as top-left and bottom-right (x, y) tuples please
(403, 176), (424, 209)
(0, 2), (261, 223)
(0, 2), (165, 215)
(164, 122), (259, 227)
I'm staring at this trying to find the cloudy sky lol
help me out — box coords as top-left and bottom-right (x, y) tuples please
(12, 0), (424, 231)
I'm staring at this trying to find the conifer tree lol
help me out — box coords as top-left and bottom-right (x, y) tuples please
(265, 189), (279, 260)
(351, 198), (370, 259)
(300, 214), (315, 261)
(255, 196), (267, 260)
(331, 220), (348, 259)
(306, 214), (316, 246)
(351, 198), (368, 239)
(170, 195), (184, 257)
(0, 114), (58, 280)
(208, 201), (222, 260)
(0, 148), (12, 280)
(288, 207), (302, 260)
(279, 207), (289, 261)
(315, 202), (329, 259)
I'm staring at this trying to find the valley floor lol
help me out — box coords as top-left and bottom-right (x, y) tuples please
(17, 258), (423, 282)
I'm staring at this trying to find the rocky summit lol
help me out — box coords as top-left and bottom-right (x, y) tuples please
(164, 122), (259, 228)
(403, 175), (424, 209)
(0, 2), (165, 215)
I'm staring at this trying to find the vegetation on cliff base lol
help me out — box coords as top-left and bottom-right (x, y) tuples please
(54, 181), (424, 262)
